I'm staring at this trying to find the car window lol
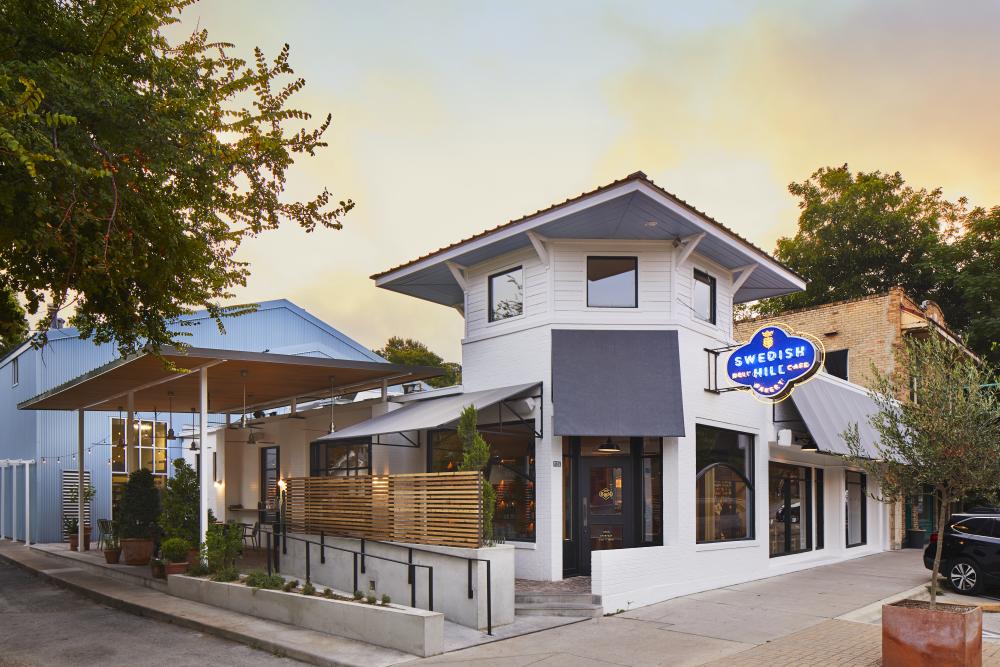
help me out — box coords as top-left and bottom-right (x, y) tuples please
(953, 517), (994, 536)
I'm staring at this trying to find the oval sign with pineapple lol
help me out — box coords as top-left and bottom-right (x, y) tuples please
(726, 324), (824, 402)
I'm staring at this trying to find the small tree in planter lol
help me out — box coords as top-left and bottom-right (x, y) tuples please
(844, 335), (1000, 665)
(117, 468), (161, 565)
(65, 480), (96, 550)
(457, 405), (497, 545)
(160, 459), (199, 548)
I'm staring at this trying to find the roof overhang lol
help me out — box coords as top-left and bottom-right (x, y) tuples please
(373, 174), (805, 307)
(18, 346), (444, 414)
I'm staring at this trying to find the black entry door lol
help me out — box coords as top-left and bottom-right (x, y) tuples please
(578, 456), (633, 575)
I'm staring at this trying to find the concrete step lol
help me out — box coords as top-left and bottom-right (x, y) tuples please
(515, 592), (601, 605)
(29, 544), (168, 592)
(514, 601), (604, 619)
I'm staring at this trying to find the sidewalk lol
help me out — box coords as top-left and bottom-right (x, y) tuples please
(417, 550), (998, 666)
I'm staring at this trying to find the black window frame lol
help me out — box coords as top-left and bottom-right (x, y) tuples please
(768, 462), (813, 558)
(260, 445), (281, 507)
(487, 265), (524, 322)
(693, 269), (717, 325)
(310, 440), (372, 477)
(586, 256), (639, 309)
(845, 470), (867, 547)
(815, 468), (825, 550)
(695, 424), (755, 544)
(825, 349), (849, 381)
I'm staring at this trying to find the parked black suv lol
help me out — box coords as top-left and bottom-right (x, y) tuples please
(924, 513), (1000, 595)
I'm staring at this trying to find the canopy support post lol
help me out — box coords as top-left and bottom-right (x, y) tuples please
(1, 462), (6, 540)
(199, 366), (210, 553)
(78, 409), (85, 550)
(126, 392), (136, 473)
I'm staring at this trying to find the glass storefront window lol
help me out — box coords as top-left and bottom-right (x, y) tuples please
(846, 470), (866, 547)
(769, 462), (811, 557)
(431, 422), (536, 542)
(310, 442), (370, 477)
(696, 425), (754, 543)
(110, 417), (168, 475)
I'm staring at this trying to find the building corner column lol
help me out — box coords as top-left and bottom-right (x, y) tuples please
(78, 409), (85, 551)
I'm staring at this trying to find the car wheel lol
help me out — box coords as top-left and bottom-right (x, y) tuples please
(948, 558), (983, 595)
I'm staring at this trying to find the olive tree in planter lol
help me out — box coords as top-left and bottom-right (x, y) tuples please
(457, 405), (496, 545)
(844, 335), (1000, 666)
(118, 468), (161, 565)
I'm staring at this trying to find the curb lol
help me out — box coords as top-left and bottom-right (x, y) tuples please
(0, 547), (413, 667)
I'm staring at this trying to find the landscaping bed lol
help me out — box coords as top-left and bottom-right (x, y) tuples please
(167, 571), (444, 657)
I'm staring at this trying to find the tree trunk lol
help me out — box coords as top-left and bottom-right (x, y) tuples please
(930, 490), (950, 610)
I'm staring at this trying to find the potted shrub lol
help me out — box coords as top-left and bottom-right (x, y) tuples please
(844, 336), (1000, 666)
(159, 459), (201, 564)
(161, 537), (192, 576)
(118, 469), (161, 565)
(63, 517), (92, 551)
(103, 522), (121, 564)
(65, 481), (97, 550)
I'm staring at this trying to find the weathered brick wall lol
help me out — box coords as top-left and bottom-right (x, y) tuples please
(735, 290), (906, 391)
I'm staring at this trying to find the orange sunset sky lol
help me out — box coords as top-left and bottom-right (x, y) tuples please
(169, 1), (1000, 361)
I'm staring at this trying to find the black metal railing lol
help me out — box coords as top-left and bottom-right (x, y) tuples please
(260, 525), (494, 634)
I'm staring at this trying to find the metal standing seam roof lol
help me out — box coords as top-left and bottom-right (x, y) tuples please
(371, 171), (804, 282)
(790, 374), (884, 459)
(312, 382), (540, 443)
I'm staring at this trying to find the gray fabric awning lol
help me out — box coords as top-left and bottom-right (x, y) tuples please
(790, 375), (882, 458)
(313, 382), (540, 443)
(551, 329), (685, 437)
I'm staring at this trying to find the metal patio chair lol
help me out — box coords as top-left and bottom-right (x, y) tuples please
(96, 519), (114, 550)
(242, 521), (260, 551)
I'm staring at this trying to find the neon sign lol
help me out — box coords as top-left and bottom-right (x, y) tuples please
(726, 324), (824, 402)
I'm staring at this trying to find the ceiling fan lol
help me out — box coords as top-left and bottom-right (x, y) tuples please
(227, 370), (263, 431)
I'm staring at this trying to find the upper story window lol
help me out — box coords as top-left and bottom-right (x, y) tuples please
(587, 256), (637, 308)
(693, 269), (716, 324)
(825, 349), (849, 381)
(488, 266), (524, 321)
(11, 357), (18, 387)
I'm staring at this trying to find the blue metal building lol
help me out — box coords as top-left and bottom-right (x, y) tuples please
(0, 300), (384, 544)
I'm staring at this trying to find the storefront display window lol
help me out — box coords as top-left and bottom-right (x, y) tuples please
(430, 421), (535, 542)
(769, 462), (811, 557)
(310, 441), (370, 477)
(846, 470), (866, 547)
(696, 425), (754, 543)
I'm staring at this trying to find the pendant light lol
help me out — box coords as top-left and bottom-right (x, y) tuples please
(597, 437), (621, 453)
(166, 391), (176, 440)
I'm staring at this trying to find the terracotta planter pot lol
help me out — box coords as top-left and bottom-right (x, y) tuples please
(104, 548), (121, 564)
(120, 538), (155, 565)
(150, 560), (166, 579)
(883, 599), (982, 667)
(67, 528), (92, 552)
(164, 561), (189, 576)
(187, 549), (200, 565)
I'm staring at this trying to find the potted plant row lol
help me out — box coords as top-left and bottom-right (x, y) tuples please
(63, 517), (92, 551)
(103, 523), (121, 564)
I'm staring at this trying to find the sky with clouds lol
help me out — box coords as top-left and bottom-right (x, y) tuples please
(168, 0), (1000, 361)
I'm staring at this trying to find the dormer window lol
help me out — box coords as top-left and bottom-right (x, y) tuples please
(693, 269), (716, 324)
(488, 266), (524, 322)
(587, 256), (637, 308)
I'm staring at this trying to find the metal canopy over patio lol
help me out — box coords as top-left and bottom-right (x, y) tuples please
(16, 346), (444, 550)
(313, 382), (541, 443)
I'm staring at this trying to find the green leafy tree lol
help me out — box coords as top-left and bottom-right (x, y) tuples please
(844, 335), (1000, 608)
(0, 286), (27, 357)
(456, 405), (496, 544)
(117, 468), (161, 540)
(160, 458), (199, 545)
(374, 336), (461, 388)
(942, 206), (1000, 364)
(0, 0), (352, 357)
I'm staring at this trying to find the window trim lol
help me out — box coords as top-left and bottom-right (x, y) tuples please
(767, 462), (813, 558)
(586, 256), (639, 309)
(309, 440), (372, 477)
(11, 356), (18, 387)
(109, 416), (169, 475)
(487, 265), (525, 323)
(693, 268), (717, 325)
(695, 425), (755, 544)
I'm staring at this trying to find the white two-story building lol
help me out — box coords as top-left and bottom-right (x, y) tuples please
(315, 171), (890, 611)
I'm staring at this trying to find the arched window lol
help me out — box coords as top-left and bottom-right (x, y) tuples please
(696, 425), (754, 543)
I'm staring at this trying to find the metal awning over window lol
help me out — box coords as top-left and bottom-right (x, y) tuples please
(790, 375), (882, 458)
(313, 382), (541, 444)
(551, 329), (685, 437)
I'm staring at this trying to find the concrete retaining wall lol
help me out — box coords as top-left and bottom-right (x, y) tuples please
(276, 532), (515, 630)
(168, 575), (444, 657)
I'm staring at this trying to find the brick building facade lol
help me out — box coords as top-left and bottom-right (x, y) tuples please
(735, 287), (972, 549)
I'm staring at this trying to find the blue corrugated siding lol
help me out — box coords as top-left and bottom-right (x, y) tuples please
(1, 299), (383, 543)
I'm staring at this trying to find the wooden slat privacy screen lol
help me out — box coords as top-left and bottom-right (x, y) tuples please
(285, 471), (482, 548)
